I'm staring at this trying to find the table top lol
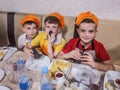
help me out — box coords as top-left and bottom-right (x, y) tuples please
(0, 51), (120, 90)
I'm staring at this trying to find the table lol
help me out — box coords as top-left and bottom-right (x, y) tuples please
(0, 51), (120, 90)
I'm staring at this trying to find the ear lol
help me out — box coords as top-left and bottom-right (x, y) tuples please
(57, 27), (62, 33)
(95, 29), (98, 33)
(76, 28), (79, 33)
(22, 27), (26, 33)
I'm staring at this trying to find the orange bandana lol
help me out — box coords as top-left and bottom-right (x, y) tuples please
(75, 11), (98, 26)
(20, 14), (40, 28)
(48, 12), (65, 29)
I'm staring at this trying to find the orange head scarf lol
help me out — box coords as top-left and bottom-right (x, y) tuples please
(48, 12), (65, 29)
(20, 14), (40, 28)
(75, 11), (98, 26)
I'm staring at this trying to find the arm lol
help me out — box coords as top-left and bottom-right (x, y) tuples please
(57, 48), (81, 60)
(80, 52), (115, 71)
(47, 41), (54, 59)
(23, 42), (34, 57)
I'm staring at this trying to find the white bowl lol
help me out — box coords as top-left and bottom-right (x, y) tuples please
(114, 79), (120, 88)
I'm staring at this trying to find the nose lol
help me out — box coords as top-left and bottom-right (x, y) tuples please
(30, 29), (35, 33)
(84, 31), (89, 36)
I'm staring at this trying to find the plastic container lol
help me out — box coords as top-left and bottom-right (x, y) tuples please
(17, 59), (30, 90)
(40, 66), (52, 90)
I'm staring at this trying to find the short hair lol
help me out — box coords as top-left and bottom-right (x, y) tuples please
(44, 16), (61, 27)
(76, 18), (97, 29)
(23, 21), (38, 28)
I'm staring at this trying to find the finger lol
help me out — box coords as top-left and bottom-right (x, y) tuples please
(72, 54), (81, 60)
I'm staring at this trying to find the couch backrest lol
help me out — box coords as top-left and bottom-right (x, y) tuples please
(0, 11), (120, 61)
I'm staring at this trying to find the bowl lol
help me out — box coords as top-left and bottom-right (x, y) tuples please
(114, 79), (120, 88)
(55, 71), (64, 84)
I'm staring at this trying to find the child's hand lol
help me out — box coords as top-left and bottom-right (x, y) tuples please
(26, 42), (32, 49)
(48, 33), (55, 44)
(65, 48), (81, 60)
(80, 52), (96, 68)
(24, 47), (34, 58)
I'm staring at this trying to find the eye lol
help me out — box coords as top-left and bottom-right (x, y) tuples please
(52, 26), (57, 29)
(33, 26), (37, 29)
(27, 27), (31, 30)
(80, 29), (86, 32)
(89, 30), (94, 33)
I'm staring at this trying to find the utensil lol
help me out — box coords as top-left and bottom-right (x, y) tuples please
(57, 67), (72, 84)
(67, 59), (87, 64)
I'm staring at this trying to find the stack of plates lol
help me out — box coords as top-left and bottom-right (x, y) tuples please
(0, 86), (11, 90)
(0, 68), (5, 81)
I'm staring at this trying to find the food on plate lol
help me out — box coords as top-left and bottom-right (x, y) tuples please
(49, 60), (70, 80)
(0, 50), (7, 60)
(114, 78), (120, 88)
(105, 81), (110, 90)
(105, 81), (117, 90)
(0, 52), (4, 57)
(50, 60), (70, 73)
(48, 70), (55, 80)
(0, 50), (6, 57)
(115, 79), (120, 85)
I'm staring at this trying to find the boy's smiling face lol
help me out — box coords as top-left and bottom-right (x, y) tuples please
(77, 22), (97, 45)
(23, 23), (38, 39)
(44, 21), (60, 36)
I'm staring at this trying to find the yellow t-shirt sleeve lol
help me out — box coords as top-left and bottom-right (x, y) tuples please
(31, 34), (41, 47)
(54, 38), (65, 53)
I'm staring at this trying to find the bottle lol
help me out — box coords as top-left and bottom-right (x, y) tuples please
(17, 59), (30, 90)
(40, 66), (52, 90)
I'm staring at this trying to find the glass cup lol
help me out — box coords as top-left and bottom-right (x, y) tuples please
(29, 69), (41, 82)
(18, 75), (30, 90)
(4, 62), (18, 84)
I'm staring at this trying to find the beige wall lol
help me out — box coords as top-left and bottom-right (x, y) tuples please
(0, 0), (120, 20)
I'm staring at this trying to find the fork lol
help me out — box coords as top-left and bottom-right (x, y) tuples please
(57, 67), (72, 84)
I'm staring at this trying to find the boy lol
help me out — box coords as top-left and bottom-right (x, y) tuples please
(18, 14), (40, 51)
(25, 12), (65, 59)
(58, 11), (114, 71)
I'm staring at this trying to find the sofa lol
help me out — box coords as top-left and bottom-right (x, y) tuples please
(0, 11), (120, 68)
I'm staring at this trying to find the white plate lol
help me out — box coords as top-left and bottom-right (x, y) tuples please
(3, 47), (17, 60)
(0, 49), (8, 61)
(49, 59), (71, 73)
(0, 86), (11, 90)
(26, 55), (50, 70)
(71, 64), (100, 84)
(0, 68), (5, 81)
(103, 70), (120, 90)
(48, 59), (71, 84)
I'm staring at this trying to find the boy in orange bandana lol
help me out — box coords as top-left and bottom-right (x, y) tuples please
(18, 14), (40, 51)
(58, 11), (114, 71)
(25, 12), (65, 59)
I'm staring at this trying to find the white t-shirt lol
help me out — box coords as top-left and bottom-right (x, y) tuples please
(18, 31), (63, 48)
(18, 33), (32, 48)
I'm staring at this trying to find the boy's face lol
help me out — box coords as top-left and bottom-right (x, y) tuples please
(44, 22), (60, 36)
(77, 22), (97, 45)
(23, 23), (38, 39)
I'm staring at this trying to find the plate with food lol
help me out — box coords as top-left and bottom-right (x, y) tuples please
(3, 47), (17, 60)
(104, 70), (120, 90)
(71, 64), (100, 85)
(0, 47), (8, 61)
(48, 59), (72, 83)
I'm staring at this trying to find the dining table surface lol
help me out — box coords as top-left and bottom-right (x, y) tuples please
(0, 50), (120, 90)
